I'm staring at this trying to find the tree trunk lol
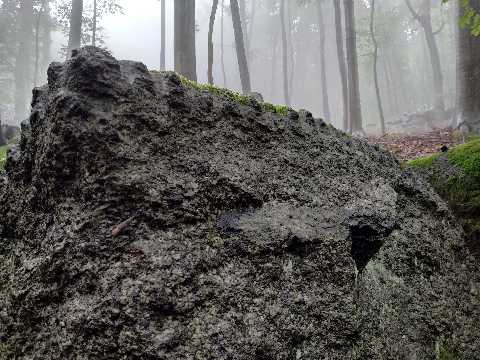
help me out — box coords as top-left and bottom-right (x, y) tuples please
(369, 0), (385, 135)
(247, 0), (256, 64)
(220, 0), (227, 87)
(270, 32), (279, 99)
(457, 0), (480, 132)
(239, 0), (249, 63)
(333, 0), (348, 131)
(92, 0), (97, 46)
(67, 0), (83, 58)
(280, 0), (290, 106)
(287, 1), (295, 101)
(34, 0), (47, 88)
(405, 0), (445, 115)
(174, 0), (197, 81)
(344, 0), (364, 134)
(41, 2), (52, 76)
(317, 0), (330, 121)
(230, 0), (251, 94)
(14, 0), (34, 123)
(160, 0), (166, 70)
(208, 0), (219, 84)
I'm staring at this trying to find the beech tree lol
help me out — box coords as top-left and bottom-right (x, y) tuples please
(317, 0), (330, 121)
(405, 0), (445, 116)
(208, 0), (219, 84)
(333, 0), (348, 132)
(344, 0), (364, 134)
(456, 0), (480, 132)
(67, 0), (83, 58)
(231, 0), (251, 94)
(14, 0), (34, 123)
(160, 0), (165, 70)
(280, 0), (290, 106)
(174, 0), (197, 81)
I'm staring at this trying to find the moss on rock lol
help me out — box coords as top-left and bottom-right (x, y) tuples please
(0, 145), (8, 170)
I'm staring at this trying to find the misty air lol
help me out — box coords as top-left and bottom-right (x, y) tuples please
(0, 0), (479, 359)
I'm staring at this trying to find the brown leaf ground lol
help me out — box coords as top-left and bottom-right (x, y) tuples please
(368, 128), (462, 161)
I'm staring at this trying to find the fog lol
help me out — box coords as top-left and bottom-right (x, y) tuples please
(0, 0), (458, 134)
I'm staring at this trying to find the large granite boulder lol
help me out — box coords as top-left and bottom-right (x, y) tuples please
(0, 47), (478, 359)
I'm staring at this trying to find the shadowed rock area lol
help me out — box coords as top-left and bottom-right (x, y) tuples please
(0, 47), (479, 359)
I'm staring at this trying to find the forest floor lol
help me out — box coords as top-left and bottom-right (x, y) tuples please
(367, 128), (463, 161)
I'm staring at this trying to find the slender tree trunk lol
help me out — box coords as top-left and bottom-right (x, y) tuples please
(14, 0), (34, 123)
(230, 0), (251, 94)
(247, 0), (256, 64)
(369, 0), (385, 135)
(280, 0), (290, 106)
(239, 0), (249, 64)
(174, 0), (197, 81)
(92, 0), (97, 46)
(41, 2), (52, 76)
(344, 0), (363, 134)
(287, 1), (295, 101)
(221, 0), (227, 87)
(67, 0), (83, 58)
(208, 0), (219, 84)
(317, 0), (330, 121)
(457, 0), (480, 132)
(333, 0), (348, 131)
(160, 0), (166, 70)
(270, 32), (279, 99)
(34, 0), (46, 88)
(405, 0), (445, 115)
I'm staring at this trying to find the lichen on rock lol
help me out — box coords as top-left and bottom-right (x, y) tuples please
(0, 47), (479, 359)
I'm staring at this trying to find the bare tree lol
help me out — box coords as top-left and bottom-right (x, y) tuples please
(280, 0), (290, 106)
(405, 0), (445, 116)
(230, 0), (251, 94)
(333, 0), (348, 132)
(317, 0), (330, 121)
(221, 0), (227, 87)
(92, 0), (97, 46)
(208, 0), (219, 84)
(14, 0), (34, 123)
(456, 0), (480, 132)
(344, 0), (363, 134)
(369, 0), (385, 135)
(34, 0), (47, 87)
(67, 0), (83, 58)
(160, 0), (166, 70)
(174, 0), (197, 81)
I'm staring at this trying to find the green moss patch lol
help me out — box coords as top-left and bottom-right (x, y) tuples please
(0, 145), (8, 170)
(447, 138), (480, 180)
(407, 153), (440, 169)
(177, 74), (291, 116)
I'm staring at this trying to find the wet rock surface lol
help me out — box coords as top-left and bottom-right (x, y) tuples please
(0, 47), (478, 359)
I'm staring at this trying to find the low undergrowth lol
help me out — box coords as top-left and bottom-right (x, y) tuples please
(408, 138), (480, 256)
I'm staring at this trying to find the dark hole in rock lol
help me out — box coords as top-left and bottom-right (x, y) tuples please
(350, 224), (383, 272)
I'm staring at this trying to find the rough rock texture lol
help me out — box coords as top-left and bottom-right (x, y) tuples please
(0, 48), (479, 359)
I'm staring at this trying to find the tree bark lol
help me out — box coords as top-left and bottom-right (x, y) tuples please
(92, 0), (97, 46)
(239, 0), (249, 63)
(174, 0), (197, 81)
(405, 0), (445, 115)
(67, 0), (83, 58)
(333, 0), (348, 131)
(230, 0), (251, 94)
(220, 0), (227, 87)
(208, 0), (219, 84)
(14, 0), (34, 123)
(369, 0), (385, 135)
(456, 0), (480, 132)
(280, 0), (290, 106)
(160, 0), (166, 70)
(317, 0), (330, 122)
(34, 0), (47, 88)
(344, 0), (364, 134)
